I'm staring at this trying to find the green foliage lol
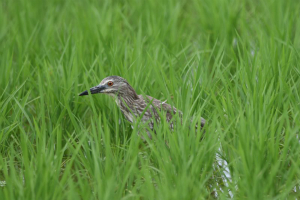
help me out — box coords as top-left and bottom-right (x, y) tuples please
(0, 0), (300, 199)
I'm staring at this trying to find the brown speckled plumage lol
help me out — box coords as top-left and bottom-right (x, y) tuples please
(79, 76), (205, 139)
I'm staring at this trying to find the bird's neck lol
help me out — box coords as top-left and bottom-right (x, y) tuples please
(116, 85), (139, 111)
(114, 92), (137, 123)
(119, 85), (139, 100)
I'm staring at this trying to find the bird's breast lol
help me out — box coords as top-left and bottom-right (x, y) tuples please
(123, 111), (134, 123)
(116, 97), (136, 123)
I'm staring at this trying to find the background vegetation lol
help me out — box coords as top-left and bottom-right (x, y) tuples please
(1, 0), (300, 199)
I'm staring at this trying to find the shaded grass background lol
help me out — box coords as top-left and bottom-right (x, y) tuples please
(1, 0), (300, 199)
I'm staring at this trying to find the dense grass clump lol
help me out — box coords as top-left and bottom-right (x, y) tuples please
(1, 0), (300, 199)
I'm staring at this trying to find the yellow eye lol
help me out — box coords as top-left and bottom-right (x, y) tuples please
(107, 81), (114, 86)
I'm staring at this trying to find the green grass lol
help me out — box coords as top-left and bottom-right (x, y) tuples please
(1, 0), (300, 199)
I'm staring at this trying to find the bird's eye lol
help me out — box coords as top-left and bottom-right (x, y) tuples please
(107, 81), (114, 86)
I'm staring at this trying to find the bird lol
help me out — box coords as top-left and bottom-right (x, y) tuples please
(79, 76), (205, 139)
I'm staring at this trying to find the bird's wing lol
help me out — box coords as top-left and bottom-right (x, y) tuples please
(140, 95), (182, 121)
(195, 117), (206, 129)
(139, 95), (206, 128)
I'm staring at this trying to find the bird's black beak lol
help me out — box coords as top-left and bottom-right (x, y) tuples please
(79, 85), (106, 96)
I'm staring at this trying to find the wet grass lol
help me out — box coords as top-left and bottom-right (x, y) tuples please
(0, 0), (300, 199)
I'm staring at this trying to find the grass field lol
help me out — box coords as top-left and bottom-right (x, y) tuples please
(1, 0), (300, 199)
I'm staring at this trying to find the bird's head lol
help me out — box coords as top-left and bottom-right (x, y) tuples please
(79, 76), (137, 98)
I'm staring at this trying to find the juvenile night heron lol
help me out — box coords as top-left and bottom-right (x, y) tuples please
(79, 76), (205, 139)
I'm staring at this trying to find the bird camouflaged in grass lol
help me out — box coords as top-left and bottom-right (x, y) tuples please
(79, 76), (205, 139)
